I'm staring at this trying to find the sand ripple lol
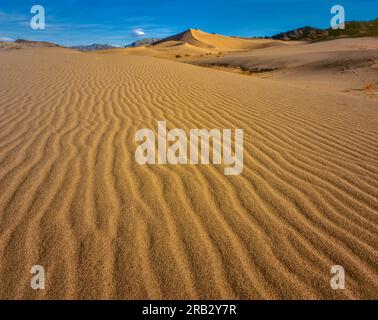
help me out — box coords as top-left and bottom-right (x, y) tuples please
(0, 48), (377, 299)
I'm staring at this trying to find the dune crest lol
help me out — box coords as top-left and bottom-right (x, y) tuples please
(153, 28), (287, 51)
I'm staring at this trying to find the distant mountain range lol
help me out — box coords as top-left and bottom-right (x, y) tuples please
(0, 39), (60, 50)
(68, 39), (161, 51)
(14, 39), (60, 47)
(69, 43), (117, 51)
(125, 38), (161, 47)
(272, 18), (378, 41)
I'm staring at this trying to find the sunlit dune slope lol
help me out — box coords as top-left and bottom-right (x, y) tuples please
(153, 28), (288, 50)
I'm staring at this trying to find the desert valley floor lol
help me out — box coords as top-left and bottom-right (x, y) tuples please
(0, 42), (377, 299)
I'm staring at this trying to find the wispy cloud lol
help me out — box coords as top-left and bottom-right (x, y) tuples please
(0, 36), (15, 42)
(0, 11), (28, 24)
(132, 28), (146, 37)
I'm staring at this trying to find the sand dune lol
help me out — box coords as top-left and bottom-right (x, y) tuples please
(93, 29), (296, 60)
(0, 46), (377, 299)
(118, 29), (294, 59)
(153, 29), (286, 50)
(191, 37), (378, 97)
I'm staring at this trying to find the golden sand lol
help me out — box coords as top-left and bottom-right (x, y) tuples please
(0, 42), (377, 299)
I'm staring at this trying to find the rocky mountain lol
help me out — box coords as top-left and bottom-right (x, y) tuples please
(14, 39), (60, 47)
(273, 18), (378, 41)
(272, 27), (326, 41)
(0, 39), (60, 50)
(69, 43), (116, 51)
(125, 38), (161, 47)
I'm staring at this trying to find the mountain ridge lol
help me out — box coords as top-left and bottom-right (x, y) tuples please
(272, 18), (378, 41)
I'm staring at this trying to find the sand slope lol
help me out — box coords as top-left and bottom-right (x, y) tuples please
(192, 37), (378, 96)
(153, 29), (286, 50)
(95, 29), (296, 60)
(0, 47), (377, 299)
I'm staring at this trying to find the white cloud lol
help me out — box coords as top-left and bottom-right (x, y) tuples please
(0, 37), (15, 42)
(132, 28), (146, 37)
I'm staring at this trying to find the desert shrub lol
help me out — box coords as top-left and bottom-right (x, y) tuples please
(363, 83), (375, 92)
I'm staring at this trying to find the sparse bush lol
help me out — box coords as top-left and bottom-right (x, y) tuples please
(363, 83), (375, 92)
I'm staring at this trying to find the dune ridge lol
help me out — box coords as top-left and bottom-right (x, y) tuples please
(152, 29), (287, 51)
(0, 47), (377, 299)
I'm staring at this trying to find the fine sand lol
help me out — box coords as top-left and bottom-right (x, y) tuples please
(190, 37), (378, 97)
(0, 43), (377, 299)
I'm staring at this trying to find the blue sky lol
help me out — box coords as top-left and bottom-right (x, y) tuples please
(0, 0), (377, 46)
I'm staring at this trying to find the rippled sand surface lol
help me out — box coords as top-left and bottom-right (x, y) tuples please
(0, 47), (377, 299)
